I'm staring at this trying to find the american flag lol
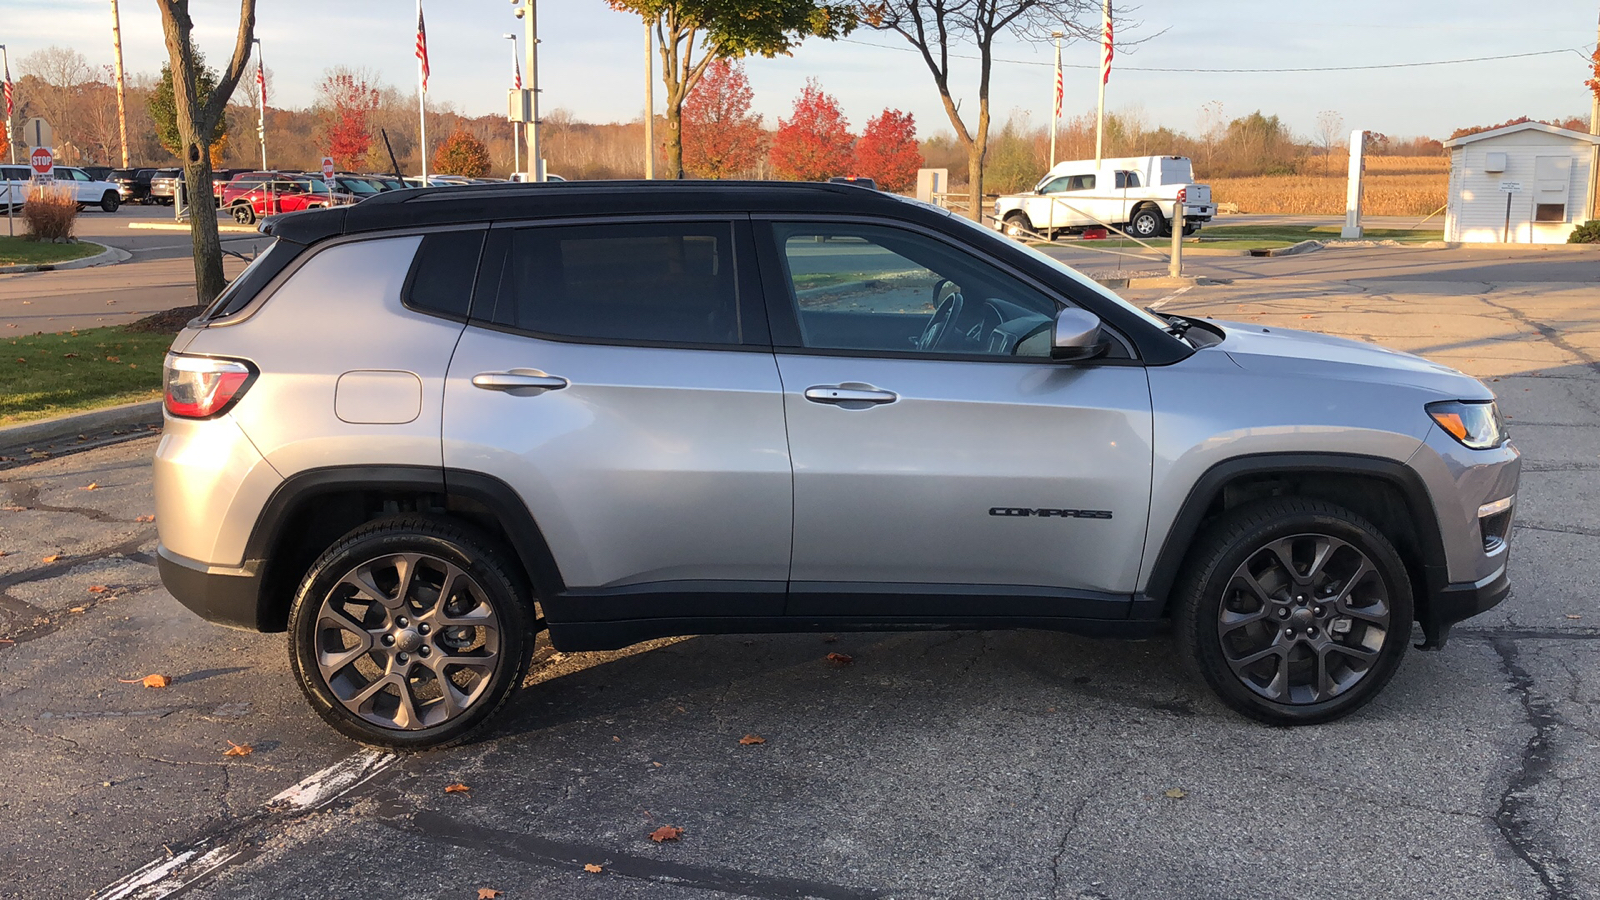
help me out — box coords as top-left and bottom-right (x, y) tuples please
(416, 5), (431, 93)
(1100, 4), (1114, 86)
(1053, 62), (1063, 118)
(256, 59), (266, 109)
(3, 59), (12, 119)
(513, 51), (521, 91)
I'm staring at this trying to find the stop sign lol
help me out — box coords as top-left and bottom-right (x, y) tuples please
(321, 157), (335, 179)
(30, 147), (54, 176)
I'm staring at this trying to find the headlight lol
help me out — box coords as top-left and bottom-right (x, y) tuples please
(1426, 400), (1506, 450)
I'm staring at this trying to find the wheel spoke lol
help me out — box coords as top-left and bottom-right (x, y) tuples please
(392, 674), (422, 729)
(1326, 641), (1380, 663)
(1264, 539), (1306, 585)
(339, 566), (396, 608)
(392, 554), (421, 608)
(1219, 605), (1269, 632)
(1302, 536), (1339, 582)
(1313, 645), (1335, 702)
(1232, 568), (1276, 605)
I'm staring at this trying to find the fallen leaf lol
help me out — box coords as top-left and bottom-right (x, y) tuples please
(738, 734), (765, 746)
(69, 606), (87, 614)
(42, 554), (60, 563)
(613, 735), (621, 743)
(652, 762), (663, 767)
(444, 783), (471, 794)
(1566, 614), (1583, 620)
(1164, 787), (1187, 799)
(583, 864), (603, 873)
(1299, 314), (1316, 319)
(105, 356), (120, 363)
(116, 673), (172, 688)
(81, 482), (99, 491)
(223, 740), (253, 757)
(477, 890), (502, 899)
(650, 825), (684, 843)
(135, 514), (155, 523)
(825, 652), (854, 665)
(1, 506), (25, 512)
(62, 352), (78, 358)
(88, 585), (109, 594)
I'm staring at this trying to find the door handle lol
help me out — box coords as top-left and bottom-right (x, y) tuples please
(803, 385), (898, 405)
(471, 371), (569, 393)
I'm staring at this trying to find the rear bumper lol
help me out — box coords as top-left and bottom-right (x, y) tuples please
(157, 544), (267, 632)
(1417, 565), (1509, 650)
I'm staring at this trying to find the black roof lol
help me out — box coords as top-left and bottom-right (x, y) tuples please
(262, 180), (917, 245)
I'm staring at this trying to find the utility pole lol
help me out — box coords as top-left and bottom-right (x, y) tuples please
(110, 0), (130, 167)
(513, 0), (542, 182)
(504, 33), (520, 177)
(644, 20), (654, 179)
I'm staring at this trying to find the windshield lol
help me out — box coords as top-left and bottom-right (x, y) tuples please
(339, 178), (379, 194)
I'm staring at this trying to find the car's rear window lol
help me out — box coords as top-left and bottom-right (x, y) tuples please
(403, 230), (485, 321)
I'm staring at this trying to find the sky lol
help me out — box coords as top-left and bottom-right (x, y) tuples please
(3, 0), (1597, 142)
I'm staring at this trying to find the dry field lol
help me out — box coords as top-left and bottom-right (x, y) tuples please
(1211, 156), (1447, 217)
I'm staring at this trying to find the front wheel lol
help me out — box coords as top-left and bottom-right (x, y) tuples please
(231, 203), (256, 224)
(1002, 212), (1033, 239)
(287, 517), (534, 748)
(101, 192), (120, 213)
(1176, 498), (1413, 725)
(1127, 206), (1164, 239)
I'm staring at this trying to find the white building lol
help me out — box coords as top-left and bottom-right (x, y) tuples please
(1443, 122), (1599, 244)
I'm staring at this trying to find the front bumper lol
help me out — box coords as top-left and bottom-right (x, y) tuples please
(1417, 565), (1509, 650)
(157, 544), (268, 632)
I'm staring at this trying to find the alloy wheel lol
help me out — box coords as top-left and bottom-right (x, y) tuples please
(313, 552), (502, 731)
(1216, 533), (1391, 705)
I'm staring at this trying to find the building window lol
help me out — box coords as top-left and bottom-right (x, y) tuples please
(1534, 203), (1566, 223)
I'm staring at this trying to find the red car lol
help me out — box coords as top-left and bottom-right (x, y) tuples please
(222, 171), (353, 224)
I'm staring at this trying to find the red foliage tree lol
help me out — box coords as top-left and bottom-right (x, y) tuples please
(853, 109), (922, 192)
(769, 79), (853, 181)
(434, 128), (491, 177)
(317, 70), (379, 170)
(682, 59), (765, 178)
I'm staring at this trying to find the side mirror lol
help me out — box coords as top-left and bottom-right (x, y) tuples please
(1050, 307), (1108, 361)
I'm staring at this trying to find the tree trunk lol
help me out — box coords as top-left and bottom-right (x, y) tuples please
(664, 102), (684, 179)
(184, 152), (225, 305)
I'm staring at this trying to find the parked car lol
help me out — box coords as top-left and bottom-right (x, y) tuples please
(210, 168), (247, 205)
(148, 167), (183, 205)
(361, 174), (409, 191)
(221, 171), (357, 224)
(156, 181), (1518, 747)
(81, 165), (114, 181)
(51, 166), (124, 212)
(328, 174), (385, 199)
(109, 168), (156, 203)
(508, 172), (566, 183)
(993, 154), (1217, 240)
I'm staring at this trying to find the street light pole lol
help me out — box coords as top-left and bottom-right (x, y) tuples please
(504, 33), (520, 177)
(253, 38), (267, 172)
(513, 0), (542, 182)
(644, 20), (654, 179)
(110, 0), (130, 167)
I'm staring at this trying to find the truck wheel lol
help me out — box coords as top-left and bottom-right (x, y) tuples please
(1182, 221), (1200, 237)
(100, 192), (121, 213)
(1002, 212), (1034, 239)
(231, 203), (256, 225)
(1128, 206), (1164, 239)
(287, 516), (535, 749)
(1175, 498), (1413, 725)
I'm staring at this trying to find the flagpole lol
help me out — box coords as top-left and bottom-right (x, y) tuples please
(417, 0), (429, 182)
(1050, 32), (1061, 170)
(1095, 0), (1109, 166)
(505, 33), (520, 176)
(254, 39), (267, 172)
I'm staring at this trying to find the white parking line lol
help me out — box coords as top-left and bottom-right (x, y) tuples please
(1147, 284), (1194, 311)
(91, 750), (399, 899)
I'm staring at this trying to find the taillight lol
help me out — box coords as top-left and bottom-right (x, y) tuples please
(1177, 187), (1187, 203)
(163, 353), (255, 419)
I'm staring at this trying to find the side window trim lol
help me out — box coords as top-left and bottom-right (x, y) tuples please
(750, 215), (1139, 364)
(471, 215), (771, 352)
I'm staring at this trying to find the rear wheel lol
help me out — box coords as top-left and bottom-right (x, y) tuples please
(1176, 498), (1413, 725)
(287, 517), (535, 749)
(100, 192), (120, 213)
(1128, 205), (1164, 239)
(1182, 220), (1200, 236)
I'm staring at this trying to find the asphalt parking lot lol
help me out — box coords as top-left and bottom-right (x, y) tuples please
(2, 241), (1599, 899)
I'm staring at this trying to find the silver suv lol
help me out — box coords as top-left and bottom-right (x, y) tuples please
(156, 182), (1519, 748)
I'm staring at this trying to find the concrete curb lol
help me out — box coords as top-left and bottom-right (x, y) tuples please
(0, 400), (163, 456)
(0, 242), (129, 274)
(128, 221), (260, 235)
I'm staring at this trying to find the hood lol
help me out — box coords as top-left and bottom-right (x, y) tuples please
(1208, 319), (1494, 401)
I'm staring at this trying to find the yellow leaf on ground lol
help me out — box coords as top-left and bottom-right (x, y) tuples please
(42, 554), (60, 563)
(135, 515), (155, 523)
(118, 674), (171, 688)
(444, 783), (471, 794)
(477, 890), (502, 899)
(738, 734), (766, 745)
(1164, 787), (1187, 799)
(88, 585), (109, 593)
(81, 482), (99, 491)
(583, 863), (603, 873)
(223, 741), (253, 757)
(650, 824), (684, 843)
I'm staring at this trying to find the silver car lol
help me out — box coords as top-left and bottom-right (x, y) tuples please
(155, 182), (1519, 747)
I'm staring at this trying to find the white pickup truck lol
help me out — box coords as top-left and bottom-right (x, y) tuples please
(992, 155), (1215, 240)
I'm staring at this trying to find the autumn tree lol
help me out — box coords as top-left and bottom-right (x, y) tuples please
(148, 58), (229, 162)
(770, 79), (854, 181)
(864, 0), (1110, 221)
(606, 0), (856, 179)
(681, 59), (764, 178)
(317, 69), (380, 170)
(1314, 110), (1343, 176)
(854, 108), (922, 191)
(155, 0), (257, 306)
(434, 128), (491, 177)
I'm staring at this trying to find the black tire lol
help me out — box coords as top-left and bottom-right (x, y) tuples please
(231, 203), (256, 225)
(287, 516), (535, 749)
(1128, 205), (1164, 239)
(1002, 212), (1033, 239)
(1182, 220), (1200, 237)
(1175, 498), (1413, 725)
(100, 192), (120, 213)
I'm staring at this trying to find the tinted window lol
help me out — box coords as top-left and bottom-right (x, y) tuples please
(1115, 171), (1141, 189)
(772, 222), (1058, 358)
(492, 221), (741, 346)
(405, 230), (485, 320)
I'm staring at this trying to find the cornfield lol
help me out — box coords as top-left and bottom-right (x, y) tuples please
(1211, 168), (1447, 217)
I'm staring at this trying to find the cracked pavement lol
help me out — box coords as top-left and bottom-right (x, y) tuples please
(1, 244), (1598, 899)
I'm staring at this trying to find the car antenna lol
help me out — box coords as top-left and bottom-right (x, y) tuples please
(381, 129), (403, 183)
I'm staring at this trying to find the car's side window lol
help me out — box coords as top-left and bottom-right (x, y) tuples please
(1068, 174), (1096, 191)
(1040, 176), (1072, 194)
(404, 230), (485, 321)
(770, 222), (1060, 359)
(490, 221), (743, 347)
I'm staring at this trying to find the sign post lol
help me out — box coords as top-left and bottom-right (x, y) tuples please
(1499, 181), (1522, 243)
(1341, 129), (1366, 239)
(322, 157), (336, 198)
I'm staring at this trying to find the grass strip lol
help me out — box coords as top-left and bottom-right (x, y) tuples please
(1, 324), (173, 426)
(1198, 225), (1443, 242)
(0, 236), (103, 267)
